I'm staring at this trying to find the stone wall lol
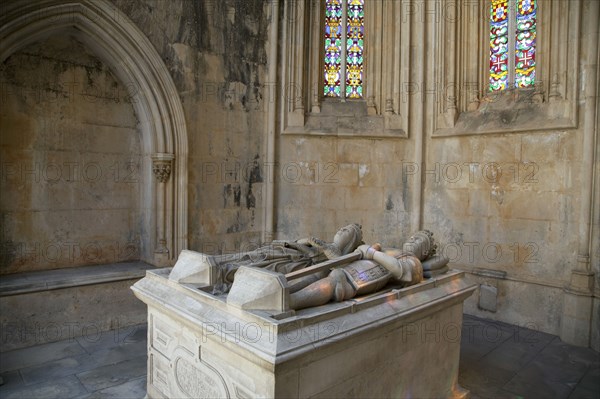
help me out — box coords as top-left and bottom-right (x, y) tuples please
(276, 136), (413, 244)
(423, 132), (580, 333)
(270, 0), (599, 349)
(0, 34), (143, 274)
(111, 0), (269, 255)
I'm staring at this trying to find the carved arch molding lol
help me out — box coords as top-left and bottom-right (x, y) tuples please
(0, 0), (188, 265)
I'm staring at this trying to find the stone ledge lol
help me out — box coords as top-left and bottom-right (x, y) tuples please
(433, 96), (577, 137)
(0, 261), (154, 297)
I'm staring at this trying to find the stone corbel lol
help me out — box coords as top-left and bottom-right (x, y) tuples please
(467, 96), (480, 112)
(367, 96), (377, 116)
(311, 87), (321, 114)
(152, 153), (174, 262)
(548, 74), (561, 101)
(384, 98), (403, 131)
(288, 94), (305, 127)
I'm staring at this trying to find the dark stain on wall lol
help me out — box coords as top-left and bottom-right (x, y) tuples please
(245, 155), (262, 210)
(386, 195), (395, 211)
(188, 0), (211, 52)
(233, 184), (242, 207)
(223, 183), (242, 208)
(247, 155), (263, 184)
(402, 183), (410, 212)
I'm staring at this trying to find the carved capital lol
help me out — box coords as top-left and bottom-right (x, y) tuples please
(152, 153), (174, 183)
(153, 163), (171, 183)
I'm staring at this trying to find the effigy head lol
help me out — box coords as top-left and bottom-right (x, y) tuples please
(332, 223), (364, 256)
(402, 230), (436, 261)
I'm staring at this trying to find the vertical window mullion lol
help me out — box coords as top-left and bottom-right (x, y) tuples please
(508, 0), (516, 87)
(341, 0), (348, 101)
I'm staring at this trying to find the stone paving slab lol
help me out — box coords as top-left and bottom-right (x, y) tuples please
(75, 324), (147, 354)
(576, 367), (600, 392)
(0, 339), (86, 373)
(459, 316), (600, 399)
(0, 375), (88, 399)
(87, 340), (148, 367)
(477, 326), (555, 373)
(459, 314), (517, 362)
(76, 356), (147, 392)
(0, 370), (23, 391)
(458, 362), (518, 399)
(568, 368), (600, 399)
(76, 377), (147, 399)
(503, 360), (576, 399)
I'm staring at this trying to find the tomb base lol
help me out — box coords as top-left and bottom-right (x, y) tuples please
(132, 268), (475, 398)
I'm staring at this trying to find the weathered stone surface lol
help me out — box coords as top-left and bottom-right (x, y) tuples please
(76, 356), (147, 392)
(0, 340), (85, 373)
(479, 284), (498, 312)
(226, 266), (289, 311)
(463, 275), (564, 336)
(132, 268), (475, 398)
(0, 375), (88, 399)
(0, 34), (142, 274)
(0, 279), (147, 351)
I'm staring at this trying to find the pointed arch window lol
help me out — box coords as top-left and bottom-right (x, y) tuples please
(489, 0), (537, 91)
(323, 0), (364, 99)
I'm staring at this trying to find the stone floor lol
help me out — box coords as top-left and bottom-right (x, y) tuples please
(0, 314), (598, 398)
(459, 315), (599, 399)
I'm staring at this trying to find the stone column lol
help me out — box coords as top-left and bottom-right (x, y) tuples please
(262, 0), (279, 244)
(152, 153), (174, 264)
(560, 0), (598, 347)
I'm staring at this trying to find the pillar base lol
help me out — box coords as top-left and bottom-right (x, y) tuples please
(560, 270), (595, 347)
(153, 251), (171, 267)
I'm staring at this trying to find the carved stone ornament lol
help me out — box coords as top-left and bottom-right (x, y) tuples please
(152, 162), (172, 183)
(174, 356), (229, 398)
(151, 153), (175, 183)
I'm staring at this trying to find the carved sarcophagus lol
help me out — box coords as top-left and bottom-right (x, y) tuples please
(132, 261), (475, 398)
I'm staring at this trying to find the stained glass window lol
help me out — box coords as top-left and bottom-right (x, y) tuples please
(489, 0), (509, 91)
(324, 0), (364, 99)
(324, 0), (343, 97)
(489, 0), (537, 91)
(345, 0), (364, 99)
(515, 0), (536, 88)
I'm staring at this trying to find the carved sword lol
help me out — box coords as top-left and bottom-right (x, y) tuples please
(284, 252), (362, 280)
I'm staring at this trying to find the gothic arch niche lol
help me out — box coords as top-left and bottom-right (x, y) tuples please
(0, 0), (188, 267)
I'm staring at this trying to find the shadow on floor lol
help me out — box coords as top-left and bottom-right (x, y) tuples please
(459, 314), (600, 399)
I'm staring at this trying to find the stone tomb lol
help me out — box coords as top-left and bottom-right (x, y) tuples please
(132, 262), (475, 398)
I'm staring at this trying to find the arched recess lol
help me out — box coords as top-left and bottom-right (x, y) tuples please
(0, 0), (188, 265)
